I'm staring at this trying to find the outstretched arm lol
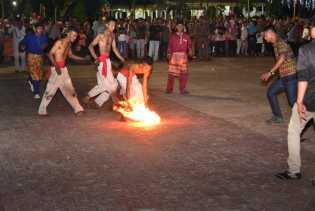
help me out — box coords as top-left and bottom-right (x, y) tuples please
(68, 48), (87, 61)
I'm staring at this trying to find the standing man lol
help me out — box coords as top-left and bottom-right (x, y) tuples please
(166, 21), (192, 95)
(135, 19), (147, 59)
(9, 18), (26, 72)
(38, 28), (86, 116)
(148, 19), (162, 62)
(260, 26), (297, 124)
(275, 19), (315, 182)
(20, 23), (48, 99)
(82, 18), (125, 109)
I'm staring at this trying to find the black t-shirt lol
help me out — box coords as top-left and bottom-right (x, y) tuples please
(136, 25), (146, 39)
(149, 25), (162, 41)
(297, 41), (315, 111)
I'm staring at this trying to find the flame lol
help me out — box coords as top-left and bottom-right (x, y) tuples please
(113, 98), (161, 125)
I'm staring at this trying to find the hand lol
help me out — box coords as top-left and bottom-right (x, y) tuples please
(94, 59), (100, 66)
(55, 66), (62, 75)
(188, 50), (193, 58)
(120, 57), (125, 63)
(260, 72), (272, 82)
(297, 102), (307, 122)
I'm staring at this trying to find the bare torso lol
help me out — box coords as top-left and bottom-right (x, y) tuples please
(54, 39), (71, 62)
(98, 31), (113, 55)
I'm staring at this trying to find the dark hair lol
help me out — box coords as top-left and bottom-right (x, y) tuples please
(142, 56), (153, 66)
(111, 60), (124, 70)
(106, 17), (117, 24)
(65, 27), (78, 34)
(311, 16), (315, 28)
(263, 25), (277, 33)
(34, 22), (44, 28)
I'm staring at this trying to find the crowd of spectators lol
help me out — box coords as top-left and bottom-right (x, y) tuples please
(0, 14), (313, 68)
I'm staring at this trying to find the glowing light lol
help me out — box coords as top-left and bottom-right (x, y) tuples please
(113, 98), (161, 126)
(12, 1), (17, 7)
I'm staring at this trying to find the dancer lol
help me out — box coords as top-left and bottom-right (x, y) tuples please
(83, 18), (125, 108)
(113, 57), (153, 106)
(38, 28), (87, 116)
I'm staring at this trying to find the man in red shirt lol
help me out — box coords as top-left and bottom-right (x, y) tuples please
(166, 21), (192, 95)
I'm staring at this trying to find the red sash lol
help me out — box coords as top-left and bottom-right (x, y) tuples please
(120, 68), (129, 78)
(98, 53), (109, 77)
(55, 61), (66, 69)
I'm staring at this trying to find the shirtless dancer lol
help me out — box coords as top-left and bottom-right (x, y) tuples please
(83, 18), (125, 108)
(113, 57), (153, 106)
(38, 28), (87, 116)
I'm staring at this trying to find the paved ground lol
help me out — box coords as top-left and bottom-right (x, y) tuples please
(0, 57), (314, 211)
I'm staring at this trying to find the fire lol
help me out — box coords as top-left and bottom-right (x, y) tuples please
(113, 98), (161, 125)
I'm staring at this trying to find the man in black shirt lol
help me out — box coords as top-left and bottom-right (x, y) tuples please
(148, 19), (162, 62)
(276, 18), (315, 183)
(135, 19), (147, 59)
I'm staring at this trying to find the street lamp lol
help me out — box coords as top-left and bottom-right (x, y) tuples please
(12, 0), (17, 7)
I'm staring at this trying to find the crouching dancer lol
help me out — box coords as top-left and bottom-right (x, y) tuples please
(113, 57), (153, 106)
(38, 28), (87, 116)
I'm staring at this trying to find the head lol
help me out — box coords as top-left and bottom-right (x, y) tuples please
(176, 21), (185, 33)
(111, 60), (124, 76)
(263, 26), (277, 43)
(105, 18), (116, 32)
(138, 56), (153, 73)
(66, 27), (79, 42)
(35, 23), (44, 35)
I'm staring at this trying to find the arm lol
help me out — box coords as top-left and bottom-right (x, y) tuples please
(48, 41), (61, 74)
(112, 38), (125, 62)
(88, 35), (100, 61)
(296, 48), (310, 121)
(142, 70), (150, 106)
(269, 54), (285, 74)
(48, 41), (59, 66)
(68, 48), (87, 61)
(167, 35), (172, 60)
(187, 35), (192, 57)
(126, 66), (134, 100)
(260, 54), (285, 81)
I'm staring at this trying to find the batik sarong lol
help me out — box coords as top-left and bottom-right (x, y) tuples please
(168, 52), (188, 77)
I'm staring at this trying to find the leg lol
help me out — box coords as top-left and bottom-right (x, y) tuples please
(13, 48), (19, 71)
(179, 73), (188, 93)
(166, 74), (175, 93)
(154, 41), (160, 61)
(148, 41), (154, 58)
(287, 104), (314, 174)
(38, 70), (59, 115)
(88, 66), (107, 98)
(141, 39), (145, 58)
(285, 79), (297, 107)
(59, 69), (84, 114)
(267, 79), (285, 118)
(136, 39), (141, 58)
(20, 52), (26, 71)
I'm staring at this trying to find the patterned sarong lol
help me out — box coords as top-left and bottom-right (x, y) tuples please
(27, 53), (43, 80)
(168, 52), (188, 77)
